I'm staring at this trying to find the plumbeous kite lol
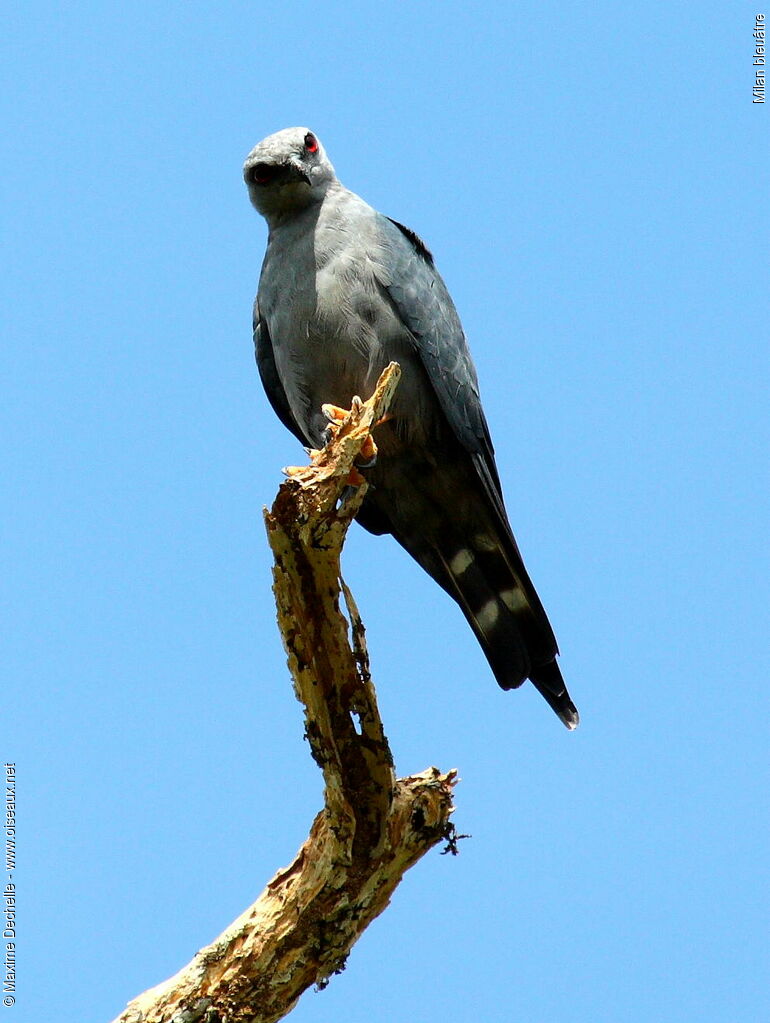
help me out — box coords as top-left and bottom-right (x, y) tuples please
(244, 127), (578, 729)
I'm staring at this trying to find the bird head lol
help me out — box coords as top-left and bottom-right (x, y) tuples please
(243, 127), (336, 224)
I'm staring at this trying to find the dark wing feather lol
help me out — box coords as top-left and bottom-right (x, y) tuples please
(253, 304), (307, 446)
(377, 216), (506, 514)
(375, 214), (577, 727)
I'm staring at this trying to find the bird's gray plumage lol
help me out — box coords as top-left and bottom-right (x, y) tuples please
(244, 127), (578, 728)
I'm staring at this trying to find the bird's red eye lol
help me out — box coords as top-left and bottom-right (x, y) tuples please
(304, 132), (318, 154)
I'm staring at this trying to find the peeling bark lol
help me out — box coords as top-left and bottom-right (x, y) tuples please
(112, 364), (458, 1023)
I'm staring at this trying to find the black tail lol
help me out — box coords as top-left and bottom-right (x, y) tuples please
(356, 436), (579, 729)
(529, 660), (579, 730)
(435, 540), (579, 729)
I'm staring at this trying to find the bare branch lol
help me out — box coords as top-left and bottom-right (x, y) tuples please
(112, 364), (458, 1023)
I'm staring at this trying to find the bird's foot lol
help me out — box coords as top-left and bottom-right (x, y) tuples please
(321, 399), (378, 465)
(286, 400), (371, 487)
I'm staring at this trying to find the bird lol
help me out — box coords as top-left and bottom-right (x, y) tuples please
(243, 126), (578, 729)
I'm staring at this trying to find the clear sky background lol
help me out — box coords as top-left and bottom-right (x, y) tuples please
(3, 2), (767, 1021)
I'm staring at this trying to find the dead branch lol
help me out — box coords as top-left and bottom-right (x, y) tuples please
(111, 363), (458, 1023)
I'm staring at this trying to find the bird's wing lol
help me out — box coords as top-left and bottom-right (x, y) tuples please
(373, 216), (574, 722)
(253, 302), (308, 446)
(374, 216), (510, 527)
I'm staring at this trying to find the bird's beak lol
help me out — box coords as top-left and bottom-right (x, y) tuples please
(275, 162), (311, 187)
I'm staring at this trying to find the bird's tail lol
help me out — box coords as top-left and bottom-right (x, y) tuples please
(434, 534), (579, 730)
(529, 660), (579, 730)
(357, 437), (578, 728)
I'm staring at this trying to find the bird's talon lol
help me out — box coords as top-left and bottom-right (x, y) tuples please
(358, 433), (378, 465)
(346, 467), (366, 488)
(322, 403), (349, 425)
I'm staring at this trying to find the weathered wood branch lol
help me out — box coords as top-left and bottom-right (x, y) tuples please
(112, 363), (458, 1023)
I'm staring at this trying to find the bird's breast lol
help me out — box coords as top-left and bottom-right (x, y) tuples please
(260, 213), (415, 444)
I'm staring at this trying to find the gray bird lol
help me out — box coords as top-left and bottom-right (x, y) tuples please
(244, 126), (578, 729)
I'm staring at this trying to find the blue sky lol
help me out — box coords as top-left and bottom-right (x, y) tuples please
(3, 2), (767, 1021)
